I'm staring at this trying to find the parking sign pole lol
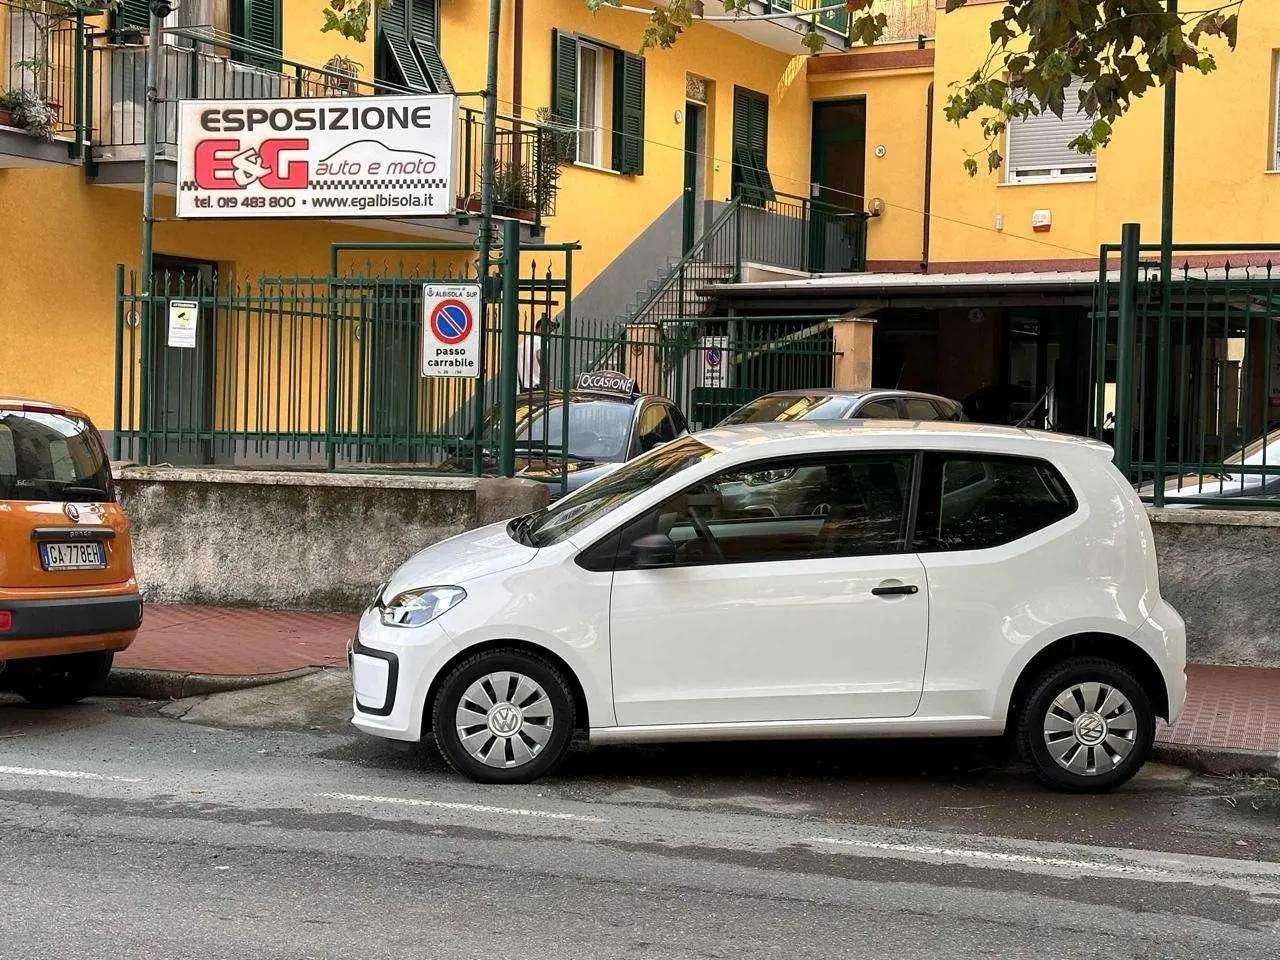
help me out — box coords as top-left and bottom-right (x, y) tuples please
(498, 218), (521, 477)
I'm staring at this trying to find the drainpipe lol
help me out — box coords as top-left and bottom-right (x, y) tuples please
(512, 0), (523, 116)
(920, 80), (934, 273)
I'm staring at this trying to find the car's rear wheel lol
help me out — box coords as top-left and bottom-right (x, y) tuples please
(1017, 658), (1155, 793)
(431, 648), (575, 784)
(6, 651), (114, 707)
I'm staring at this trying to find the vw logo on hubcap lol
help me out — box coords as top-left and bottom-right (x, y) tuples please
(1074, 712), (1107, 746)
(487, 702), (523, 738)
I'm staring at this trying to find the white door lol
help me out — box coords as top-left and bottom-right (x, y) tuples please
(608, 453), (929, 725)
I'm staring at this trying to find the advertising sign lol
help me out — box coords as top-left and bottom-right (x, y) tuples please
(421, 283), (481, 378)
(176, 95), (456, 219)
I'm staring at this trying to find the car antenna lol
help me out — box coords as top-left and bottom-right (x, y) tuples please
(1016, 386), (1054, 429)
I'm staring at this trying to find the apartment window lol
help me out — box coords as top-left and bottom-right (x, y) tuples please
(551, 30), (645, 175)
(576, 42), (604, 165)
(376, 0), (453, 94)
(732, 85), (774, 203)
(1006, 79), (1097, 182)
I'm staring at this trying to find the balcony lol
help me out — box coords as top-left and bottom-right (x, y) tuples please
(85, 27), (553, 237)
(700, 0), (852, 53)
(0, 0), (86, 166)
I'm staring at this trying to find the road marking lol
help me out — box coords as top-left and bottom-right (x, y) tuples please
(0, 765), (142, 784)
(807, 836), (1174, 878)
(319, 792), (611, 824)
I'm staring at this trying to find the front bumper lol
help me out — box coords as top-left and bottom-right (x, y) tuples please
(348, 607), (460, 743)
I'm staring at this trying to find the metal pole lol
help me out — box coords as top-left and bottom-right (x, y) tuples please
(498, 218), (521, 477)
(140, 0), (166, 298)
(472, 0), (503, 476)
(1152, 0), (1178, 507)
(1115, 222), (1142, 476)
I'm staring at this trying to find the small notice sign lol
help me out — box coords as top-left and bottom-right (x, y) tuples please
(421, 282), (481, 378)
(168, 300), (199, 349)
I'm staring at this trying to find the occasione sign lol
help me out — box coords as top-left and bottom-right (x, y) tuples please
(175, 94), (457, 219)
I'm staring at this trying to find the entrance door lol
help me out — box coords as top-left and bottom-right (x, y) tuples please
(810, 99), (866, 271)
(681, 101), (707, 255)
(365, 281), (420, 463)
(609, 451), (928, 725)
(149, 255), (217, 465)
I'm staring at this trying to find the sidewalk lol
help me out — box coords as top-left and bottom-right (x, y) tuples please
(113, 605), (1280, 773)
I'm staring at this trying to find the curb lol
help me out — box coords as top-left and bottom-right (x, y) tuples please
(103, 666), (324, 701)
(1153, 740), (1280, 778)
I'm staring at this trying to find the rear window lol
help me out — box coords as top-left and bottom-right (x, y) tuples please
(0, 410), (113, 502)
(720, 394), (854, 425)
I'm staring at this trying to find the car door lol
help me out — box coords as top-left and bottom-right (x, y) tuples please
(608, 451), (929, 725)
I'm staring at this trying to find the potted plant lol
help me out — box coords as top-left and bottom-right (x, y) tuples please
(0, 89), (57, 140)
(322, 54), (361, 96)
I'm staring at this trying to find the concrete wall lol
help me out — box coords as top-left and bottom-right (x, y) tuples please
(1150, 510), (1280, 669)
(114, 466), (549, 611)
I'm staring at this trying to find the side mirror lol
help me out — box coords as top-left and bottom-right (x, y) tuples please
(632, 532), (676, 569)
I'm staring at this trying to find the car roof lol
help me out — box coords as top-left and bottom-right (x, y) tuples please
(0, 396), (89, 419)
(754, 389), (957, 403)
(694, 420), (1112, 459)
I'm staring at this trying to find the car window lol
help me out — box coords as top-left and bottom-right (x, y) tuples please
(904, 398), (944, 421)
(636, 402), (676, 453)
(719, 394), (854, 425)
(523, 436), (715, 547)
(615, 453), (914, 568)
(665, 406), (688, 437)
(915, 454), (1076, 552)
(856, 399), (899, 419)
(0, 410), (113, 502)
(512, 399), (634, 462)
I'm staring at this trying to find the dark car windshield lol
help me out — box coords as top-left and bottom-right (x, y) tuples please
(720, 394), (855, 425)
(0, 409), (113, 502)
(519, 435), (715, 547)
(484, 398), (635, 462)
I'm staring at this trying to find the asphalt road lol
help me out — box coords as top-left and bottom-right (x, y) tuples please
(1, 691), (1278, 960)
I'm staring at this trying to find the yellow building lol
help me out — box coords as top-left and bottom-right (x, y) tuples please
(1, 0), (1275, 463)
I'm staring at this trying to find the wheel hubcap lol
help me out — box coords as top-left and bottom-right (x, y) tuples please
(1043, 681), (1138, 776)
(455, 671), (554, 769)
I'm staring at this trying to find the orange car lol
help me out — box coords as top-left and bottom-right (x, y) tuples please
(0, 398), (142, 706)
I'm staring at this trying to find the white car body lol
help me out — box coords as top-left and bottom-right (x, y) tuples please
(350, 423), (1185, 776)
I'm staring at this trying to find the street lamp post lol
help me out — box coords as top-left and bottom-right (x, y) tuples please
(1152, 0), (1178, 506)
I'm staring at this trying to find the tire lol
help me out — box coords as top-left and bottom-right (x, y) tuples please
(1017, 657), (1155, 793)
(7, 651), (114, 708)
(431, 648), (576, 784)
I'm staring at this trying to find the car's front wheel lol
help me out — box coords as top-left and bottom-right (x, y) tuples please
(431, 648), (575, 784)
(1017, 658), (1155, 793)
(5, 651), (114, 707)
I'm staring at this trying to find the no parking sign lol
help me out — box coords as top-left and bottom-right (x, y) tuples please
(421, 282), (481, 378)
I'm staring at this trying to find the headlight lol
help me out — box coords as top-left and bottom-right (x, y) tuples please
(379, 586), (467, 628)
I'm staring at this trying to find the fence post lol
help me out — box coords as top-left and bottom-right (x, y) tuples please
(325, 278), (340, 470)
(113, 264), (125, 460)
(70, 13), (85, 159)
(498, 218), (521, 477)
(733, 199), (743, 283)
(137, 273), (152, 465)
(1113, 222), (1141, 477)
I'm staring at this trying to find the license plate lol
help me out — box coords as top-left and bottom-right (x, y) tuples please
(39, 541), (106, 571)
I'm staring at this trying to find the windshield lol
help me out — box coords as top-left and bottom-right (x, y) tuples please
(485, 399), (635, 462)
(719, 394), (854, 425)
(520, 435), (715, 547)
(0, 409), (113, 502)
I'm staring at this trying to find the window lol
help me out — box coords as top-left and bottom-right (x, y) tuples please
(231, 0), (282, 71)
(914, 454), (1077, 552)
(377, 0), (453, 94)
(721, 394), (855, 424)
(576, 43), (604, 165)
(1006, 79), (1097, 182)
(0, 410), (113, 502)
(732, 86), (774, 203)
(615, 453), (914, 568)
(552, 30), (645, 175)
(116, 0), (280, 69)
(903, 398), (943, 421)
(636, 402), (680, 454)
(856, 399), (899, 419)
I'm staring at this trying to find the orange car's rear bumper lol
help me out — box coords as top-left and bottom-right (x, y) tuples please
(0, 594), (142, 661)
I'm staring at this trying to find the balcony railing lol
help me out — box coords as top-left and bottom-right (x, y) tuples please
(739, 189), (869, 274)
(87, 28), (556, 226)
(0, 0), (83, 144)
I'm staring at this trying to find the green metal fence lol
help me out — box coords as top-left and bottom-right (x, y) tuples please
(1093, 232), (1280, 508)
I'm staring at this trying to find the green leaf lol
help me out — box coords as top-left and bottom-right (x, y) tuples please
(801, 29), (825, 56)
(963, 157), (979, 177)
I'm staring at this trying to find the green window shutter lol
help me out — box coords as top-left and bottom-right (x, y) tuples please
(611, 51), (645, 175)
(550, 29), (578, 128)
(378, 0), (430, 91)
(732, 86), (773, 203)
(233, 0), (282, 71)
(113, 0), (150, 34)
(408, 0), (453, 93)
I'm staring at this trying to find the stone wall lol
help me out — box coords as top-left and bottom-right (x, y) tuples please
(1149, 509), (1280, 668)
(113, 467), (549, 611)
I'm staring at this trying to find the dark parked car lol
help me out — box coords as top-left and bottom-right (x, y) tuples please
(719, 389), (965, 426)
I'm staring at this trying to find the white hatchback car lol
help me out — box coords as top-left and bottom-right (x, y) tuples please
(350, 422), (1186, 792)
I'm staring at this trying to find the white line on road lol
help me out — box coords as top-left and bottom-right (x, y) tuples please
(319, 792), (611, 823)
(808, 836), (1174, 878)
(0, 765), (143, 784)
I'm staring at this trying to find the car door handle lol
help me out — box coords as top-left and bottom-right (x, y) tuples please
(871, 584), (919, 597)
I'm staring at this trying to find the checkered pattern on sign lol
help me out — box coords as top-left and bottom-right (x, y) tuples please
(308, 178), (449, 191)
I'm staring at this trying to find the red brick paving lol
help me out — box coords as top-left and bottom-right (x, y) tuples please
(116, 607), (1280, 759)
(1158, 664), (1280, 755)
(115, 605), (355, 677)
